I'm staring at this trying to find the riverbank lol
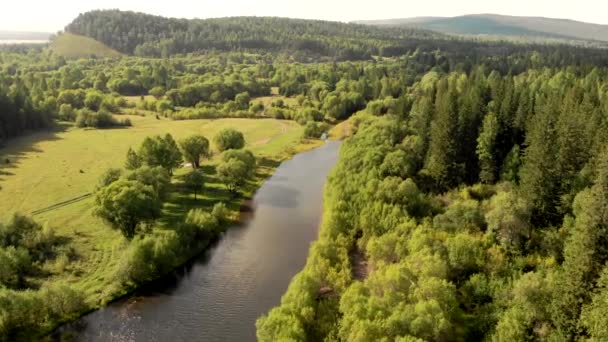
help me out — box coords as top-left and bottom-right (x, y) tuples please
(42, 138), (325, 340)
(52, 140), (341, 341)
(0, 117), (322, 340)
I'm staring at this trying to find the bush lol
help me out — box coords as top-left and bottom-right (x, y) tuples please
(0, 214), (57, 262)
(214, 128), (245, 152)
(58, 104), (76, 121)
(116, 233), (180, 284)
(212, 202), (230, 224)
(185, 209), (219, 237)
(0, 283), (85, 339)
(75, 108), (122, 128)
(303, 121), (329, 139)
(294, 108), (324, 125)
(0, 246), (31, 288)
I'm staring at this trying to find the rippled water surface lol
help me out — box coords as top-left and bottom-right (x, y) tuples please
(55, 141), (341, 342)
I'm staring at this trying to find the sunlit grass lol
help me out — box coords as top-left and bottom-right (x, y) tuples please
(0, 115), (315, 307)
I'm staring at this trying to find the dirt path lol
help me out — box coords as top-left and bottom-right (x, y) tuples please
(253, 122), (290, 146)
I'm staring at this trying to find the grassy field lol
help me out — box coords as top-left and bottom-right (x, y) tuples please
(0, 115), (318, 307)
(51, 33), (123, 59)
(252, 95), (300, 108)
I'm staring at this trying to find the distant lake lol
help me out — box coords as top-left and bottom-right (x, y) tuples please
(0, 39), (49, 44)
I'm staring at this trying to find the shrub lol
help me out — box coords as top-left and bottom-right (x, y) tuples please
(214, 128), (245, 152)
(116, 233), (180, 285)
(185, 209), (219, 237)
(58, 104), (76, 121)
(212, 202), (230, 224)
(303, 121), (329, 139)
(0, 246), (31, 288)
(75, 108), (122, 128)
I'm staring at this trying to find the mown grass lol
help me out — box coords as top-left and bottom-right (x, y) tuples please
(50, 33), (123, 59)
(0, 115), (320, 308)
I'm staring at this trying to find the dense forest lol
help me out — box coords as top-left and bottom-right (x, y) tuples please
(257, 61), (608, 341)
(3, 9), (608, 341)
(64, 10), (608, 62)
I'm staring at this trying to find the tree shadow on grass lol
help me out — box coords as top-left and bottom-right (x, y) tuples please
(0, 122), (69, 185)
(160, 164), (236, 229)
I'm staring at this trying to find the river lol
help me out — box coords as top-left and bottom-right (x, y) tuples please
(54, 140), (341, 342)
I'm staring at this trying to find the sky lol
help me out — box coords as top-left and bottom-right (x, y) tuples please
(2, 0), (608, 32)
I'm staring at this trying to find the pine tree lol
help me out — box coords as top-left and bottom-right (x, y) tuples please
(424, 78), (460, 190)
(519, 93), (560, 225)
(476, 112), (499, 183)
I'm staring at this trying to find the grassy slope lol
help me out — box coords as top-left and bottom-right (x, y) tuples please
(51, 33), (123, 58)
(0, 115), (317, 308)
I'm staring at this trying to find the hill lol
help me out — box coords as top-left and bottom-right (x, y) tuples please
(50, 33), (123, 58)
(63, 10), (443, 59)
(356, 14), (608, 43)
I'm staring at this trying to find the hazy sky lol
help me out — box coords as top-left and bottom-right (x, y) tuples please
(2, 0), (608, 32)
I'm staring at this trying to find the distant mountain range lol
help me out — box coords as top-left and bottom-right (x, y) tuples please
(0, 31), (52, 41)
(355, 14), (608, 43)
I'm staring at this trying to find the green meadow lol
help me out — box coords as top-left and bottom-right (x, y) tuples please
(0, 114), (316, 305)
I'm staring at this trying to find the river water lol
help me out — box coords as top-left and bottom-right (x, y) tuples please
(54, 141), (341, 342)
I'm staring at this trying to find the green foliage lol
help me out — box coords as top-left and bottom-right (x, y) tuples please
(213, 128), (245, 152)
(485, 190), (531, 251)
(302, 121), (329, 139)
(75, 108), (121, 128)
(0, 283), (85, 340)
(96, 168), (122, 189)
(217, 149), (256, 194)
(125, 166), (171, 199)
(581, 266), (608, 340)
(94, 179), (162, 239)
(477, 112), (499, 183)
(125, 147), (142, 170)
(137, 134), (183, 174)
(179, 134), (210, 168)
(184, 169), (205, 200)
(0, 246), (31, 289)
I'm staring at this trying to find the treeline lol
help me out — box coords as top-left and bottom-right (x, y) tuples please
(5, 35), (608, 141)
(0, 80), (53, 143)
(257, 66), (608, 340)
(64, 10), (442, 59)
(64, 10), (608, 65)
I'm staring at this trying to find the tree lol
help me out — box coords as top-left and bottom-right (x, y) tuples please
(476, 112), (499, 183)
(137, 134), (182, 175)
(581, 266), (608, 340)
(217, 160), (248, 194)
(217, 149), (256, 194)
(485, 190), (531, 251)
(235, 92), (251, 110)
(97, 168), (122, 189)
(94, 179), (161, 239)
(184, 170), (205, 200)
(126, 166), (171, 199)
(179, 135), (210, 168)
(125, 147), (141, 170)
(551, 150), (608, 338)
(213, 128), (245, 152)
(518, 95), (560, 225)
(84, 91), (104, 111)
(424, 79), (460, 190)
(58, 104), (75, 121)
